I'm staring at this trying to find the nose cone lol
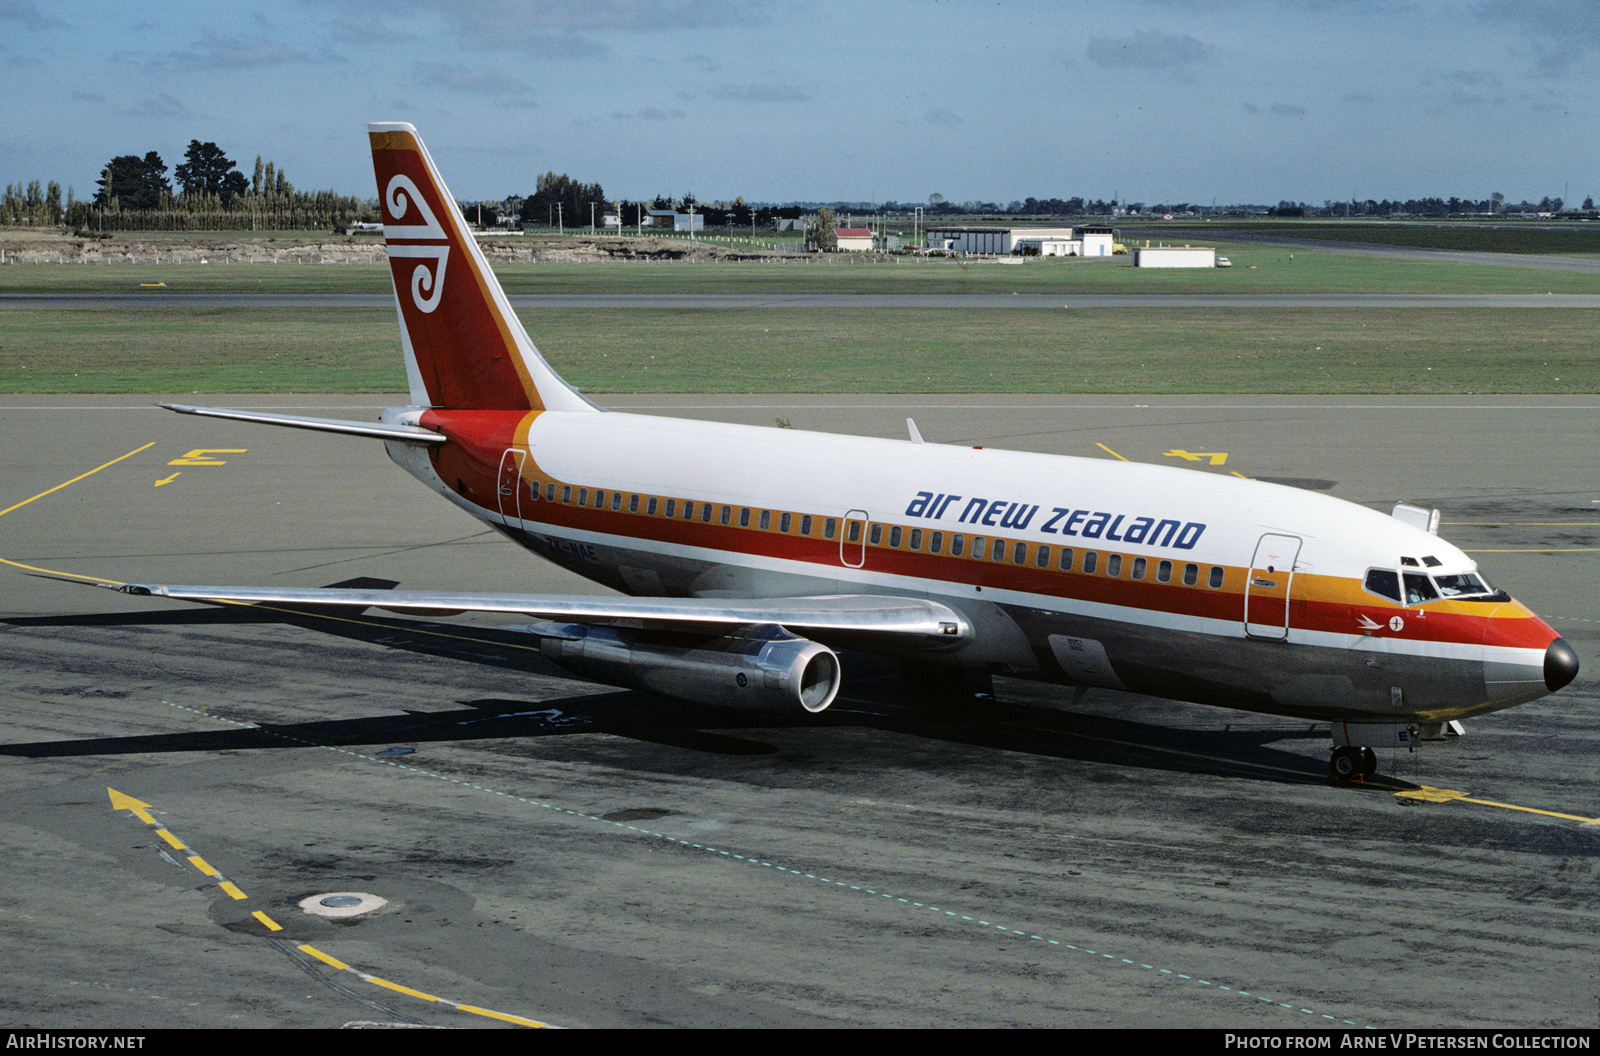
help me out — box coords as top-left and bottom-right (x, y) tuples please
(1545, 637), (1580, 692)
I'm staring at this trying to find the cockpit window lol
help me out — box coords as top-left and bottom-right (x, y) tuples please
(1369, 567), (1497, 605)
(1403, 572), (1439, 605)
(1434, 572), (1492, 598)
(1364, 568), (1401, 602)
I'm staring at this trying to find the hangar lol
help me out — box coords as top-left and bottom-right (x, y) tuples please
(926, 225), (1115, 258)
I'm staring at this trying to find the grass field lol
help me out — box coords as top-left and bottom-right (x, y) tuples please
(3, 305), (1594, 394)
(3, 229), (1596, 394)
(1166, 220), (1600, 256)
(4, 240), (1600, 296)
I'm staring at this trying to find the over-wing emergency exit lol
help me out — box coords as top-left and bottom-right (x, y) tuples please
(120, 122), (1578, 783)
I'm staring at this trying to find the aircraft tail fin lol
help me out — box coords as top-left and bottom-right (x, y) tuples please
(367, 122), (594, 413)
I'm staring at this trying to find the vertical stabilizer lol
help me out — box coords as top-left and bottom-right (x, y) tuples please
(367, 122), (594, 413)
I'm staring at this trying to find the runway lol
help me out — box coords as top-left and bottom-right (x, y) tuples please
(1, 393), (1595, 1029)
(6, 292), (1600, 309)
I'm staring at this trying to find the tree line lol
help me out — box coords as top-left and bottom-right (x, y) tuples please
(1, 139), (371, 233)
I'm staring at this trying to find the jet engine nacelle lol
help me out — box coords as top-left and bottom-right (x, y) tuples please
(535, 623), (842, 714)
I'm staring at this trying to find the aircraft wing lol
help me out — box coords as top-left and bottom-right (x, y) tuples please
(108, 583), (971, 646)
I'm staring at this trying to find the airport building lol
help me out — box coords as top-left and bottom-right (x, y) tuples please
(833, 227), (874, 251)
(1131, 245), (1216, 268)
(925, 225), (1115, 257)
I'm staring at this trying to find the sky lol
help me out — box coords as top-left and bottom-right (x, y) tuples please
(3, 0), (1596, 209)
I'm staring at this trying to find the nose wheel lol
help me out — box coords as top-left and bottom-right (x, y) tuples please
(1329, 745), (1378, 784)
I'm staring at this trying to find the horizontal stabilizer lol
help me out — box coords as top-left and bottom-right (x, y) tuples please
(109, 583), (973, 645)
(161, 404), (444, 444)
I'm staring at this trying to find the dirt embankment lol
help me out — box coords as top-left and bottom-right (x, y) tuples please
(0, 230), (787, 265)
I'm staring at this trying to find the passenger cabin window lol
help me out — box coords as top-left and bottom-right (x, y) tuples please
(646, 497), (658, 515)
(720, 505), (731, 525)
(545, 483), (556, 502)
(1157, 560), (1171, 583)
(1035, 545), (1051, 569)
(1083, 551), (1098, 574)
(628, 494), (639, 513)
(801, 515), (813, 535)
(739, 508), (751, 528)
(1364, 568), (1401, 602)
(1208, 566), (1224, 589)
(972, 536), (985, 559)
(824, 518), (837, 539)
(611, 493), (622, 511)
(1183, 563), (1198, 586)
(1012, 542), (1026, 565)
(869, 523), (882, 545)
(664, 499), (675, 518)
(950, 534), (965, 557)
(929, 531), (943, 554)
(1132, 557), (1146, 580)
(909, 528), (923, 551)
(577, 488), (588, 506)
(561, 486), (572, 504)
(759, 510), (771, 530)
(888, 525), (902, 548)
(701, 503), (712, 522)
(528, 480), (541, 501)
(992, 538), (1006, 562)
(1106, 554), (1122, 577)
(780, 512), (792, 533)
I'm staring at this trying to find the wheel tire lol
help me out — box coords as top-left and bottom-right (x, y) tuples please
(1331, 746), (1362, 782)
(1360, 747), (1378, 778)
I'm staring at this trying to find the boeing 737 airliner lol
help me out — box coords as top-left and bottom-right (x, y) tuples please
(120, 122), (1579, 783)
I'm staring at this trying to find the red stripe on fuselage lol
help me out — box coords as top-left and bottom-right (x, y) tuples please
(422, 419), (1557, 655)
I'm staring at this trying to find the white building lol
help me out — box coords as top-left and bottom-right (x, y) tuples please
(1131, 245), (1216, 268)
(833, 227), (874, 251)
(924, 225), (1115, 257)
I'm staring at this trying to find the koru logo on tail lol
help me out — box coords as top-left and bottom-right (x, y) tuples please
(384, 173), (449, 314)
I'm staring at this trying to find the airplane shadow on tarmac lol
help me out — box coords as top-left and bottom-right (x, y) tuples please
(5, 577), (1354, 789)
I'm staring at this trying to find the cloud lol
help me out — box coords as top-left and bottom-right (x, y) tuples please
(414, 61), (534, 98)
(714, 82), (809, 102)
(310, 0), (768, 55)
(1086, 29), (1211, 69)
(613, 106), (686, 121)
(329, 16), (415, 44)
(119, 93), (194, 120)
(924, 108), (963, 125)
(0, 1), (63, 31)
(162, 31), (312, 71)
(1474, 0), (1600, 74)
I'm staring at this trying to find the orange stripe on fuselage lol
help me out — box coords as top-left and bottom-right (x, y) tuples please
(425, 423), (1556, 656)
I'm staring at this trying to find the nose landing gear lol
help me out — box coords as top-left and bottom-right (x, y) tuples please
(1329, 745), (1378, 784)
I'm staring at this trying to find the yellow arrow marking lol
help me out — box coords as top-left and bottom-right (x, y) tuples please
(107, 787), (156, 824)
(155, 472), (181, 486)
(168, 448), (246, 466)
(1164, 449), (1228, 466)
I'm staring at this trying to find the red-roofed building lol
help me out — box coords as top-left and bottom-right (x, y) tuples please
(833, 227), (874, 251)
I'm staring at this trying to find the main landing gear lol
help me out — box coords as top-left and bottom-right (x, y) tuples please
(1328, 745), (1378, 784)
